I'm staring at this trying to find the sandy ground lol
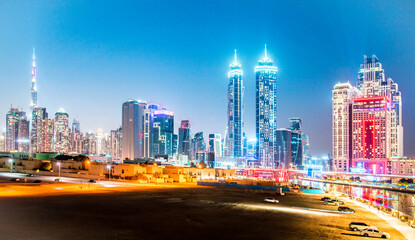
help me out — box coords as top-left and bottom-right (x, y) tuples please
(0, 183), (408, 240)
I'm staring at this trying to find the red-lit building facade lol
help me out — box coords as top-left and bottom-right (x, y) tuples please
(351, 96), (391, 174)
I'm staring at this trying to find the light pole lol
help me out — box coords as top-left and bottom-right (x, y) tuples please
(57, 162), (61, 178)
(8, 159), (13, 173)
(107, 165), (111, 181)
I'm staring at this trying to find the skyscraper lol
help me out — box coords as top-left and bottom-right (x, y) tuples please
(6, 108), (23, 151)
(332, 82), (360, 172)
(43, 118), (54, 153)
(121, 99), (148, 160)
(17, 114), (30, 152)
(30, 48), (37, 115)
(82, 132), (97, 155)
(357, 55), (403, 157)
(351, 96), (391, 174)
(276, 128), (292, 169)
(226, 50), (244, 157)
(54, 108), (70, 153)
(331, 55), (403, 174)
(192, 132), (206, 160)
(0, 132), (5, 152)
(255, 45), (278, 168)
(178, 120), (191, 157)
(151, 109), (174, 157)
(208, 133), (222, 158)
(289, 118), (303, 168)
(172, 134), (178, 155)
(109, 127), (122, 158)
(71, 119), (82, 154)
(31, 107), (48, 153)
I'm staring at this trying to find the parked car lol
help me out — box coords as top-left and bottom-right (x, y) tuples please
(332, 199), (345, 205)
(360, 229), (390, 238)
(11, 169), (18, 173)
(26, 174), (34, 177)
(33, 180), (42, 183)
(349, 222), (378, 231)
(338, 206), (355, 213)
(324, 200), (340, 206)
(264, 197), (279, 203)
(89, 179), (96, 183)
(10, 178), (20, 182)
(321, 197), (331, 201)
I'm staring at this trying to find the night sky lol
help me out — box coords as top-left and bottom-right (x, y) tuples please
(1, 0), (414, 157)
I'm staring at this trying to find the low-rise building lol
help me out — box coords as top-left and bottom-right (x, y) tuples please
(389, 157), (415, 175)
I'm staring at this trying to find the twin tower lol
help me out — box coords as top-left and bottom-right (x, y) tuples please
(225, 46), (278, 168)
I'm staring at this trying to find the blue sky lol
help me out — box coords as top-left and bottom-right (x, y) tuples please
(1, 0), (415, 156)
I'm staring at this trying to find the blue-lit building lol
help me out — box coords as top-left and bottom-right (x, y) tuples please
(289, 117), (303, 168)
(226, 50), (244, 157)
(178, 120), (191, 157)
(276, 128), (291, 169)
(255, 45), (278, 168)
(150, 106), (174, 157)
(172, 134), (178, 155)
(191, 132), (206, 160)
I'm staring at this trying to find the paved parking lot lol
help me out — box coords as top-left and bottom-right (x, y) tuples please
(0, 185), (408, 239)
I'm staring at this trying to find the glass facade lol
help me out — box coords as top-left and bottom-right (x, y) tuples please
(226, 50), (244, 157)
(255, 46), (278, 168)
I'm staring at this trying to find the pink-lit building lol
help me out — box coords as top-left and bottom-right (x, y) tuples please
(351, 96), (391, 174)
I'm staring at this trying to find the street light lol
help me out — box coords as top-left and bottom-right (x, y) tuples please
(106, 165), (111, 181)
(57, 162), (61, 178)
(8, 159), (13, 173)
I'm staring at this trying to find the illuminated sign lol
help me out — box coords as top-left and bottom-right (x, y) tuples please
(154, 110), (174, 116)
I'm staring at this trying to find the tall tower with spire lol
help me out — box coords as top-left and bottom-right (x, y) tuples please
(30, 48), (37, 115)
(225, 49), (244, 157)
(255, 45), (278, 168)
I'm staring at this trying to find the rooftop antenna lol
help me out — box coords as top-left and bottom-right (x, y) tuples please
(264, 44), (267, 59)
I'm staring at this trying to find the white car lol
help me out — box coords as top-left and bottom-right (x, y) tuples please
(360, 229), (390, 238)
(264, 197), (279, 203)
(349, 222), (378, 231)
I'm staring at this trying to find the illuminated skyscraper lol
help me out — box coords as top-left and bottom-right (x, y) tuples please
(351, 96), (391, 174)
(17, 114), (30, 152)
(109, 127), (122, 158)
(191, 132), (206, 160)
(0, 132), (5, 152)
(357, 55), (403, 157)
(255, 45), (278, 168)
(30, 48), (37, 115)
(178, 120), (191, 157)
(5, 108), (23, 151)
(332, 82), (360, 172)
(276, 128), (291, 169)
(71, 119), (82, 154)
(289, 118), (303, 168)
(332, 55), (403, 174)
(43, 118), (54, 152)
(54, 108), (70, 153)
(208, 133), (222, 158)
(31, 107), (48, 153)
(82, 132), (97, 155)
(151, 109), (174, 157)
(226, 50), (244, 157)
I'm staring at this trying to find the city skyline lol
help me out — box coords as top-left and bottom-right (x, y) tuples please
(1, 1), (415, 157)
